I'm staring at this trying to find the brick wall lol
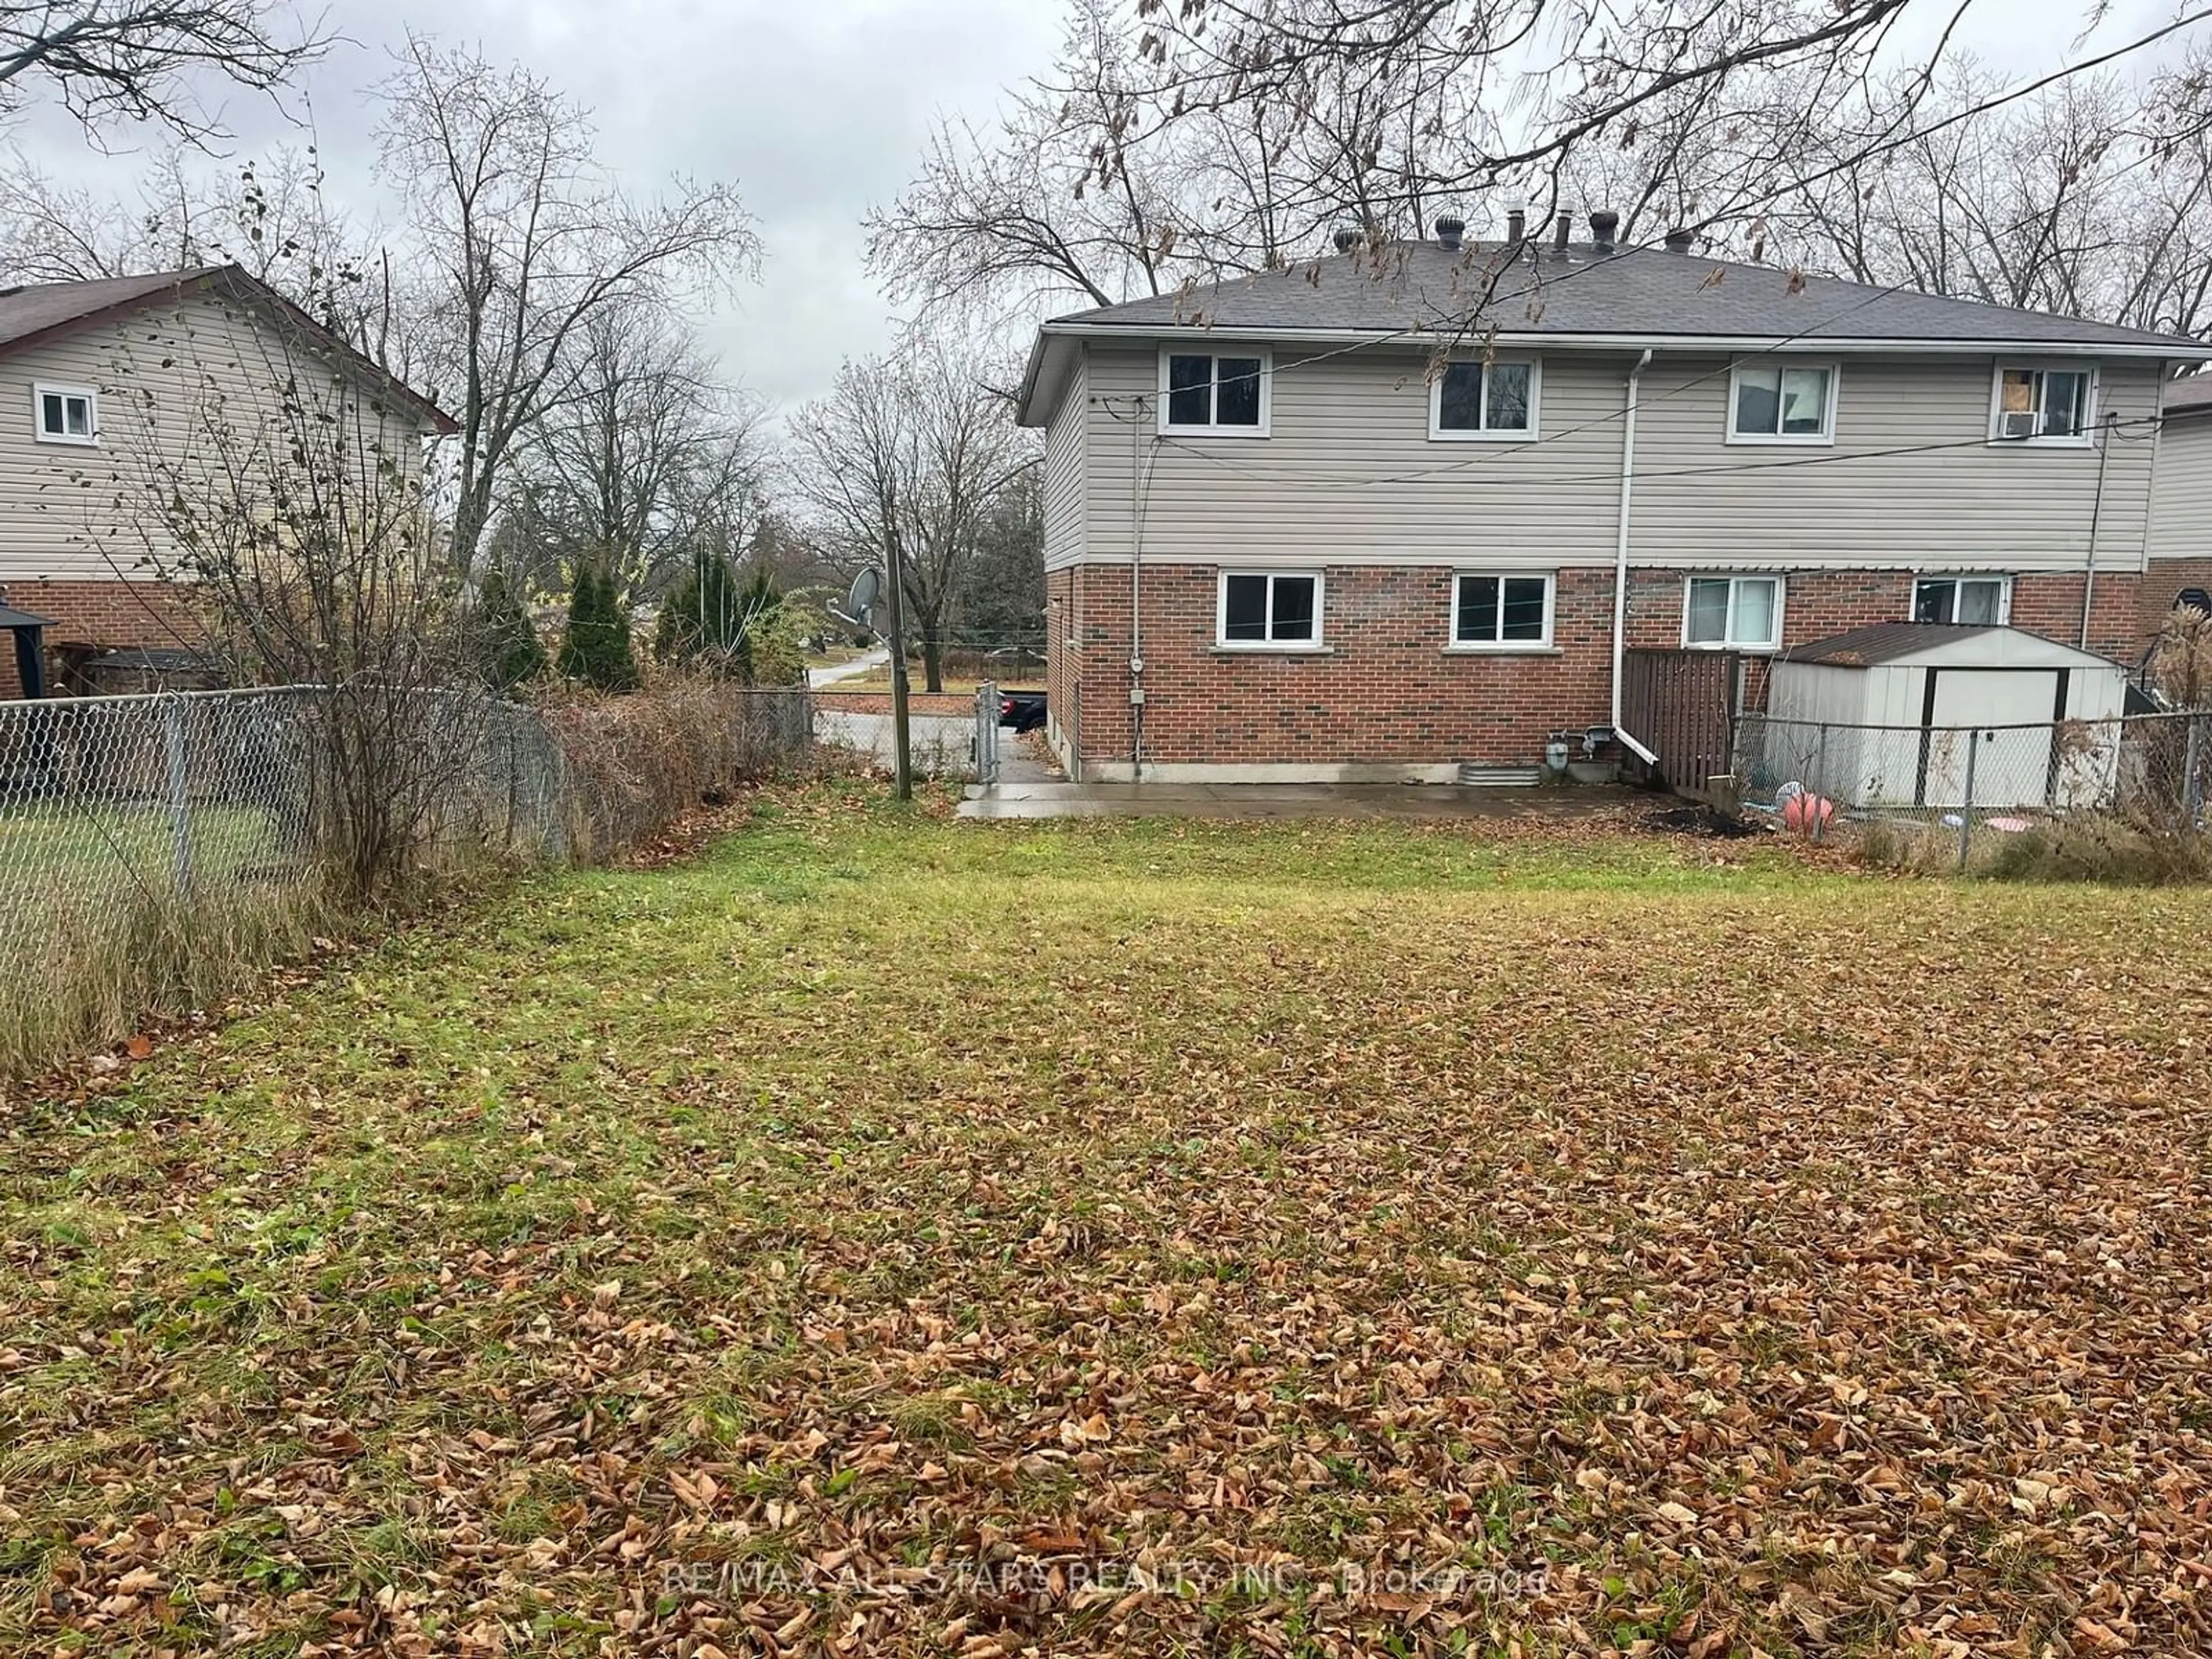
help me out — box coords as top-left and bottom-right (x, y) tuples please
(0, 578), (204, 698)
(2141, 558), (2212, 643)
(1051, 562), (2149, 774)
(2009, 571), (2143, 663)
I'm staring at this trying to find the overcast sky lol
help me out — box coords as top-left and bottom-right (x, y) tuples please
(1, 0), (2189, 422)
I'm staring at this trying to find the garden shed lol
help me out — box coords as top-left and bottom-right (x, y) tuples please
(1764, 624), (2129, 811)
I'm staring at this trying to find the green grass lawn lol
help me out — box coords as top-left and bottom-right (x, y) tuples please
(0, 801), (285, 897)
(5, 790), (2210, 1656)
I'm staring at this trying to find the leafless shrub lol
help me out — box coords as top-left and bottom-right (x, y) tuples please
(2150, 606), (2212, 710)
(535, 676), (813, 861)
(76, 274), (482, 905)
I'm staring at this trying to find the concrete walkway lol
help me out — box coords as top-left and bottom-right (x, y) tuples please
(957, 781), (1635, 820)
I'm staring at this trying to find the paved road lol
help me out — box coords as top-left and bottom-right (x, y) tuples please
(807, 649), (891, 688)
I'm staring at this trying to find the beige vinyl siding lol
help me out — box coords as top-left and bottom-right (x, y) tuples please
(1630, 355), (2159, 572)
(2147, 415), (2212, 564)
(1042, 353), (1087, 573)
(1081, 343), (1634, 569)
(0, 292), (430, 584)
(1068, 342), (2164, 576)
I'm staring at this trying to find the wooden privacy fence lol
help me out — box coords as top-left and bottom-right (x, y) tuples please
(1621, 648), (1744, 793)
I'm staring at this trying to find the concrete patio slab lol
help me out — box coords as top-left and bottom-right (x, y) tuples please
(957, 781), (1635, 820)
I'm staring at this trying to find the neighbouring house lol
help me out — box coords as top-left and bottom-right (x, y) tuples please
(0, 266), (456, 698)
(2147, 370), (2212, 634)
(1016, 211), (2209, 784)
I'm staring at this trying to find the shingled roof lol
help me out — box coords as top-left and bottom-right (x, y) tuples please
(1055, 239), (2206, 350)
(0, 265), (456, 434)
(1785, 624), (1998, 667)
(2165, 371), (2212, 417)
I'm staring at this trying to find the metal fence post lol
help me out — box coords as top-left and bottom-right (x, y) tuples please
(974, 680), (999, 784)
(2184, 715), (2205, 834)
(1812, 724), (1830, 842)
(1957, 729), (1978, 873)
(163, 694), (194, 899)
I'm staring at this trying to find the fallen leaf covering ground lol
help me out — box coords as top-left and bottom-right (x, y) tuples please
(5, 787), (2211, 1658)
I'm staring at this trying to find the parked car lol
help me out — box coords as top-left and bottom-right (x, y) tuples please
(999, 690), (1047, 733)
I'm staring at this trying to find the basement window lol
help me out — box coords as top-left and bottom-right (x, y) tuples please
(1218, 570), (1321, 649)
(1914, 575), (2011, 626)
(1684, 575), (1782, 652)
(33, 384), (96, 445)
(1161, 350), (1269, 435)
(1451, 573), (1553, 647)
(1431, 359), (1538, 439)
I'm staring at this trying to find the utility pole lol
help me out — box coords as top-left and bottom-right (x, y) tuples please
(884, 527), (913, 801)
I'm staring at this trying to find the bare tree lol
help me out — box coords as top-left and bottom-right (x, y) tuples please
(1765, 60), (2212, 337)
(503, 303), (763, 605)
(0, 0), (325, 141)
(953, 461), (1046, 659)
(0, 144), (400, 360)
(71, 283), (482, 903)
(788, 338), (1035, 693)
(375, 35), (761, 578)
(867, 0), (1444, 323)
(874, 0), (2212, 334)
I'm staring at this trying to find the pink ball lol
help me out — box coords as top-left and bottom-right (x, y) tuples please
(1783, 793), (1834, 833)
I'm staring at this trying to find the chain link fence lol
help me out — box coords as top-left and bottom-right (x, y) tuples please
(0, 681), (813, 1070)
(1735, 710), (2212, 865)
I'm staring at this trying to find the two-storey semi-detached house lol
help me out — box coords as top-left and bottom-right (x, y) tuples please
(1016, 216), (2207, 783)
(0, 265), (455, 696)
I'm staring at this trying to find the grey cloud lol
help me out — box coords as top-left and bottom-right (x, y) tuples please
(9, 0), (1059, 421)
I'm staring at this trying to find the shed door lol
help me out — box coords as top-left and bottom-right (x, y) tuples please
(1919, 669), (2061, 808)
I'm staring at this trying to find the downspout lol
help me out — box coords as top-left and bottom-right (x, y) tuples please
(1130, 398), (1146, 778)
(1611, 349), (1660, 766)
(2081, 409), (2115, 650)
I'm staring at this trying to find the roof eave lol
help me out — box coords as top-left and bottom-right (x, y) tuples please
(1014, 332), (1081, 428)
(1037, 319), (2203, 359)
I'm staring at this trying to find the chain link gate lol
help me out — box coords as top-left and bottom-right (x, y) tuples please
(973, 680), (1000, 783)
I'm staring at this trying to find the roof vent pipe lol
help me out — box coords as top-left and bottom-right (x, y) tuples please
(1555, 213), (1573, 252)
(1589, 210), (1620, 255)
(1663, 226), (1696, 253)
(1435, 215), (1465, 252)
(1503, 206), (1525, 244)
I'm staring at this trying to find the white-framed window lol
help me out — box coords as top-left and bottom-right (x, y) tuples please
(1450, 573), (1554, 648)
(1430, 358), (1539, 440)
(1728, 361), (1837, 444)
(32, 383), (96, 445)
(1160, 349), (1270, 436)
(1913, 575), (2012, 626)
(1217, 570), (1321, 649)
(1683, 574), (1783, 652)
(1992, 365), (2094, 443)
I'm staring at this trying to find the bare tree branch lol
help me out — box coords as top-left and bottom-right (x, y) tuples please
(376, 34), (761, 577)
(0, 0), (327, 143)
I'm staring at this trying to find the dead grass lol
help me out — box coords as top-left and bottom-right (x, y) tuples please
(0, 873), (328, 1077)
(4, 787), (2209, 1656)
(1853, 813), (2212, 884)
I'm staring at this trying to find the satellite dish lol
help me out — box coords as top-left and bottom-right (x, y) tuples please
(847, 568), (882, 624)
